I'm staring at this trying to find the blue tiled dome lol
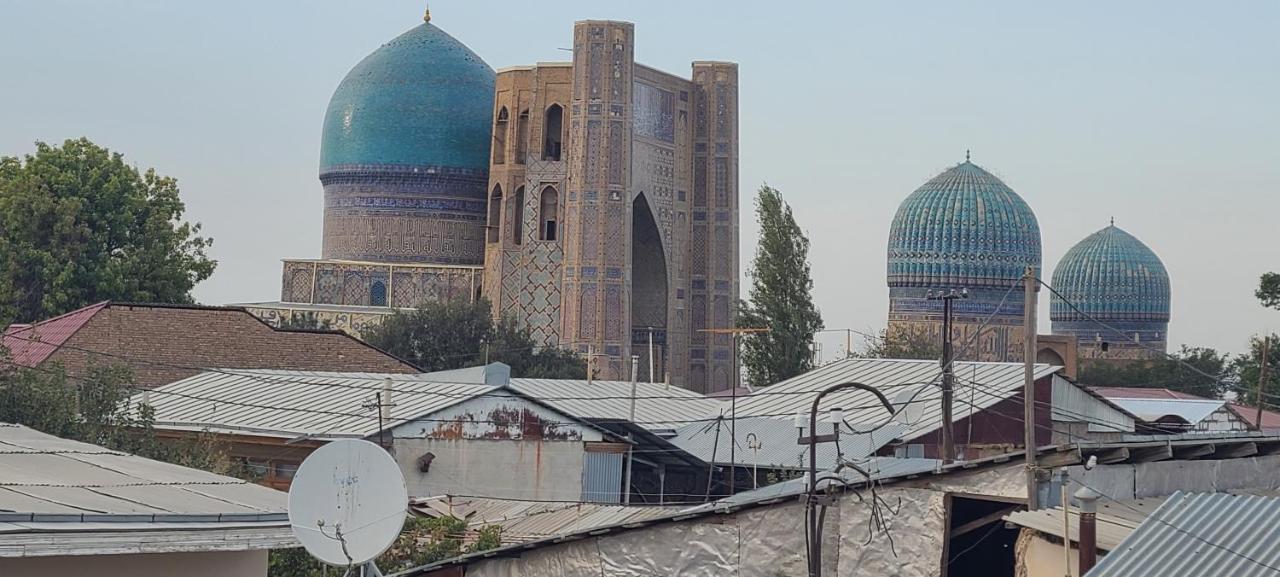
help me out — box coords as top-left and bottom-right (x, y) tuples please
(318, 21), (495, 266)
(319, 22), (495, 173)
(887, 160), (1042, 289)
(1050, 225), (1170, 323)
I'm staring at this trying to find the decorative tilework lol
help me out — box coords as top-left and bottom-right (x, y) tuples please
(633, 83), (675, 143)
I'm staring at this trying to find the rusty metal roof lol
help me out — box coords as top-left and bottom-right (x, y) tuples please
(410, 496), (678, 544)
(2, 302), (108, 367)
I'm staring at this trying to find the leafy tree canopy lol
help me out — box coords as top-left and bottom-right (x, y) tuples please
(740, 185), (824, 387)
(0, 138), (215, 324)
(855, 326), (941, 361)
(364, 299), (586, 378)
(1076, 345), (1234, 398)
(1232, 333), (1279, 408)
(1258, 273), (1280, 310)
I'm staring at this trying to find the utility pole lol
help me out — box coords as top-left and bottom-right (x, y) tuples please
(928, 288), (967, 463)
(1257, 336), (1270, 430)
(586, 345), (594, 384)
(362, 380), (397, 451)
(1022, 266), (1039, 510)
(624, 355), (639, 504)
(698, 327), (769, 497)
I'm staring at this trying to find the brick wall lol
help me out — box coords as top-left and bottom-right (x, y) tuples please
(44, 304), (417, 387)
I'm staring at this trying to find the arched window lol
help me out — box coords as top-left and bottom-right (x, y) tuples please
(515, 110), (529, 164)
(487, 185), (503, 243)
(493, 107), (508, 164)
(370, 280), (387, 307)
(539, 186), (559, 241)
(512, 186), (525, 245)
(543, 104), (563, 161)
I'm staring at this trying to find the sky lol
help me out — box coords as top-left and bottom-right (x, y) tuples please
(2, 1), (1277, 358)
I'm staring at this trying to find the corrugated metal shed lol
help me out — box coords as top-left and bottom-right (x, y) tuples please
(1052, 380), (1136, 432)
(1, 301), (107, 366)
(727, 358), (1060, 441)
(668, 415), (908, 469)
(0, 422), (294, 557)
(1088, 491), (1280, 577)
(508, 378), (725, 431)
(135, 369), (497, 439)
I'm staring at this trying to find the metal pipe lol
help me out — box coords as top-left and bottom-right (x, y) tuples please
(806, 381), (894, 577)
(1076, 486), (1100, 574)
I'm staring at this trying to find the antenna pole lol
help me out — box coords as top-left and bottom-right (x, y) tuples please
(1257, 336), (1270, 429)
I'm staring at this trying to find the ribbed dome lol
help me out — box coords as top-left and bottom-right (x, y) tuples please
(319, 22), (495, 173)
(887, 160), (1042, 289)
(1050, 225), (1170, 322)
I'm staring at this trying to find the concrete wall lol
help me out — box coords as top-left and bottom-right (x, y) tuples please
(390, 392), (602, 500)
(0, 550), (266, 577)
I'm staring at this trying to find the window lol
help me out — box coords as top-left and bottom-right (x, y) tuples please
(493, 107), (508, 164)
(370, 280), (387, 307)
(512, 186), (525, 245)
(273, 462), (299, 481)
(539, 186), (559, 241)
(543, 104), (563, 161)
(515, 110), (529, 164)
(487, 185), (503, 243)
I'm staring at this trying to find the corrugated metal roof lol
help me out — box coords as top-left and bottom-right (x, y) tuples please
(668, 415), (908, 469)
(410, 496), (677, 544)
(727, 358), (1060, 441)
(508, 378), (725, 431)
(1106, 398), (1227, 425)
(1088, 491), (1280, 577)
(135, 369), (497, 439)
(686, 456), (944, 511)
(1090, 387), (1205, 400)
(2, 301), (107, 366)
(0, 422), (293, 557)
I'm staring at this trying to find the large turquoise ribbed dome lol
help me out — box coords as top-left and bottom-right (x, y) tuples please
(319, 22), (495, 173)
(1050, 224), (1170, 323)
(887, 160), (1042, 289)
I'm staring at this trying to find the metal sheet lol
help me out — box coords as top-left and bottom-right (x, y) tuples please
(1089, 492), (1280, 577)
(135, 369), (496, 439)
(581, 451), (623, 504)
(668, 416), (907, 469)
(725, 358), (1060, 442)
(508, 378), (724, 431)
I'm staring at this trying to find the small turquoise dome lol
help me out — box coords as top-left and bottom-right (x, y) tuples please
(887, 160), (1042, 289)
(1050, 224), (1170, 323)
(319, 22), (495, 173)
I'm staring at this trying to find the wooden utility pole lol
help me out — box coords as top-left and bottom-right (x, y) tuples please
(1022, 266), (1039, 510)
(1257, 336), (1270, 429)
(698, 327), (770, 497)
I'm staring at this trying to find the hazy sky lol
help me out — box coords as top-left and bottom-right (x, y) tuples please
(2, 1), (1277, 357)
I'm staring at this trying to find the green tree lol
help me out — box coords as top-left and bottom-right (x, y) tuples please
(278, 311), (333, 331)
(1076, 345), (1234, 398)
(364, 299), (586, 378)
(855, 326), (941, 361)
(0, 361), (232, 472)
(0, 138), (215, 323)
(739, 185), (824, 387)
(1233, 333), (1278, 408)
(1258, 273), (1280, 310)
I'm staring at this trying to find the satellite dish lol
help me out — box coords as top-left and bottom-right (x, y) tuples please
(288, 439), (407, 572)
(892, 385), (929, 426)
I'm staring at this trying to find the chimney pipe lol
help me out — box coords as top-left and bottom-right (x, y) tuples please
(1075, 486), (1101, 574)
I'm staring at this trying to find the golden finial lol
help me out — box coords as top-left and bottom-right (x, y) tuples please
(423, 4), (431, 23)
